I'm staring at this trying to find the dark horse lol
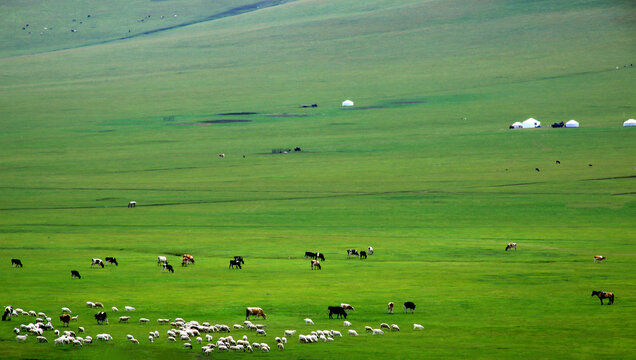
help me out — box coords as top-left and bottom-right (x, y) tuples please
(591, 291), (614, 305)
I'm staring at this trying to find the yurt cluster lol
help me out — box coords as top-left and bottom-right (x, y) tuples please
(509, 118), (636, 129)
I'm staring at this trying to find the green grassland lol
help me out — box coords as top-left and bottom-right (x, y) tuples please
(0, 0), (635, 359)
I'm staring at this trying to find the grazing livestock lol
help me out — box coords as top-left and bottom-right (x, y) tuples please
(372, 329), (384, 335)
(128, 201), (136, 208)
(388, 302), (394, 313)
(71, 315), (79, 322)
(125, 306), (135, 311)
(284, 330), (296, 336)
(594, 256), (606, 263)
(91, 258), (105, 268)
(348, 329), (359, 336)
(245, 307), (266, 320)
(390, 324), (400, 331)
(234, 256), (245, 265)
(256, 329), (266, 336)
(139, 318), (150, 324)
(591, 291), (615, 305)
(340, 304), (354, 312)
(304, 251), (316, 259)
(556, 160), (561, 164)
(413, 324), (424, 330)
(304, 318), (314, 325)
(163, 264), (174, 273)
(404, 302), (416, 313)
(346, 249), (359, 258)
(315, 252), (325, 261)
(157, 256), (167, 265)
(182, 254), (195, 266)
(60, 314), (71, 327)
(11, 259), (23, 268)
(105, 257), (118, 266)
(86, 301), (95, 307)
(2, 306), (13, 321)
(229, 259), (242, 269)
(37, 335), (48, 343)
(16, 334), (28, 342)
(95, 312), (107, 324)
(112, 306), (118, 312)
(311, 260), (321, 270)
(328, 306), (347, 319)
(535, 168), (540, 172)
(505, 242), (517, 251)
(360, 251), (367, 259)
(119, 317), (130, 322)
(71, 270), (81, 279)
(343, 321), (351, 327)
(61, 307), (72, 313)
(368, 246), (374, 255)
(218, 154), (225, 158)
(380, 323), (390, 330)
(93, 302), (104, 308)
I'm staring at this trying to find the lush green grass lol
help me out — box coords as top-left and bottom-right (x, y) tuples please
(0, 0), (635, 359)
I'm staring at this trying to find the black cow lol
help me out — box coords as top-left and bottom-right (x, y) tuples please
(304, 251), (316, 259)
(315, 253), (325, 261)
(60, 313), (71, 327)
(551, 121), (564, 128)
(2, 306), (12, 321)
(71, 270), (81, 279)
(360, 251), (367, 259)
(163, 264), (174, 273)
(294, 147), (302, 151)
(347, 249), (359, 258)
(556, 160), (561, 164)
(105, 257), (118, 266)
(229, 259), (242, 269)
(94, 311), (107, 324)
(234, 256), (245, 265)
(11, 259), (22, 268)
(328, 306), (347, 319)
(404, 302), (416, 313)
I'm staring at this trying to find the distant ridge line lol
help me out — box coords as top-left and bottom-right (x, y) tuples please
(39, 0), (295, 54)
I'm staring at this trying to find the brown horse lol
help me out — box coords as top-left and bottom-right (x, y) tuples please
(591, 291), (614, 305)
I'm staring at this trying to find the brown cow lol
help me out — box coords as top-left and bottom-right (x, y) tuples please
(182, 254), (195, 266)
(387, 302), (394, 314)
(593, 256), (606, 263)
(311, 260), (321, 270)
(245, 307), (266, 320)
(505, 242), (517, 251)
(60, 314), (71, 327)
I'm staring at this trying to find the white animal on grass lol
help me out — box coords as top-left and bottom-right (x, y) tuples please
(413, 323), (424, 330)
(348, 329), (359, 336)
(284, 330), (296, 337)
(304, 318), (314, 325)
(112, 307), (118, 312)
(343, 321), (351, 327)
(125, 306), (135, 311)
(372, 329), (384, 335)
(61, 307), (72, 313)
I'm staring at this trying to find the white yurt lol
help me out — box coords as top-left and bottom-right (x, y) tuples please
(565, 120), (579, 128)
(341, 100), (354, 107)
(623, 119), (636, 127)
(510, 122), (523, 129)
(522, 118), (541, 128)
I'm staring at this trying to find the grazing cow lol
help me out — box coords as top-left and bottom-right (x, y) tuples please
(346, 249), (359, 258)
(234, 256), (245, 265)
(245, 307), (267, 320)
(368, 246), (374, 255)
(95, 312), (107, 324)
(11, 259), (23, 268)
(219, 154), (225, 158)
(304, 251), (316, 259)
(311, 260), (321, 270)
(91, 258), (105, 268)
(105, 257), (118, 266)
(505, 243), (517, 251)
(229, 259), (242, 269)
(556, 160), (561, 164)
(535, 168), (540, 172)
(404, 302), (416, 313)
(182, 254), (195, 266)
(591, 291), (614, 305)
(294, 147), (302, 151)
(157, 256), (167, 265)
(60, 314), (71, 327)
(71, 270), (81, 279)
(163, 264), (174, 273)
(128, 201), (136, 208)
(360, 251), (367, 259)
(387, 302), (394, 314)
(340, 304), (354, 312)
(594, 256), (606, 263)
(328, 306), (347, 319)
(315, 253), (325, 261)
(2, 306), (13, 321)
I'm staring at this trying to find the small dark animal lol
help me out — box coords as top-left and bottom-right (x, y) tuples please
(294, 147), (302, 151)
(304, 251), (316, 259)
(315, 252), (325, 261)
(551, 121), (564, 128)
(94, 311), (107, 324)
(505, 242), (517, 251)
(591, 291), (614, 305)
(105, 257), (118, 266)
(128, 201), (136, 208)
(556, 160), (560, 164)
(71, 270), (81, 279)
(588, 164), (593, 167)
(2, 306), (13, 321)
(234, 256), (245, 265)
(60, 314), (71, 327)
(347, 249), (359, 258)
(163, 264), (174, 273)
(403, 302), (416, 313)
(328, 306), (347, 319)
(11, 259), (22, 268)
(535, 168), (540, 172)
(360, 251), (367, 259)
(229, 259), (242, 269)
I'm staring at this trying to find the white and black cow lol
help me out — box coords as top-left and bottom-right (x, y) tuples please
(2, 306), (13, 321)
(91, 259), (104, 268)
(346, 249), (359, 258)
(105, 257), (118, 266)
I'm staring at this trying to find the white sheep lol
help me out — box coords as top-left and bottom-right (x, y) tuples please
(28, 310), (37, 316)
(36, 336), (48, 343)
(365, 325), (373, 332)
(119, 316), (130, 323)
(85, 336), (92, 344)
(391, 324), (400, 331)
(319, 334), (327, 342)
(139, 318), (149, 324)
(284, 329), (296, 336)
(149, 335), (154, 343)
(78, 327), (84, 333)
(413, 323), (424, 330)
(112, 307), (119, 312)
(86, 302), (95, 308)
(332, 330), (342, 337)
(282, 336), (287, 344)
(130, 338), (139, 344)
(348, 329), (359, 336)
(196, 337), (202, 344)
(206, 334), (213, 342)
(125, 306), (135, 311)
(71, 315), (79, 322)
(61, 307), (72, 313)
(304, 318), (314, 325)
(343, 321), (352, 327)
(97, 333), (112, 341)
(256, 329), (266, 336)
(233, 324), (244, 329)
(181, 335), (191, 342)
(126, 334), (134, 340)
(184, 342), (193, 349)
(73, 339), (83, 347)
(278, 342), (284, 350)
(372, 329), (384, 335)
(380, 322), (390, 330)
(168, 336), (176, 342)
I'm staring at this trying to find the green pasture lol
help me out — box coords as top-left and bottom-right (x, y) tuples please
(0, 0), (635, 359)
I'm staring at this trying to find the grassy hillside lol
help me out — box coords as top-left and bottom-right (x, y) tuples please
(0, 0), (635, 359)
